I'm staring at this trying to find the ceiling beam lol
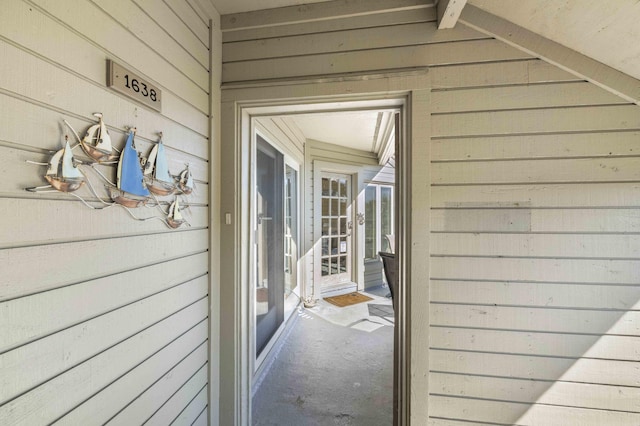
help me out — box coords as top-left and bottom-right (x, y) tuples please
(459, 4), (640, 106)
(437, 0), (468, 29)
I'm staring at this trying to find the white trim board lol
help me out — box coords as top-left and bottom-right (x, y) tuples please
(220, 71), (429, 425)
(311, 161), (366, 294)
(459, 4), (640, 106)
(221, 0), (432, 31)
(437, 0), (468, 29)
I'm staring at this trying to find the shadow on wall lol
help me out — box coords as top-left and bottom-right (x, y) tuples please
(430, 300), (640, 423)
(428, 202), (640, 424)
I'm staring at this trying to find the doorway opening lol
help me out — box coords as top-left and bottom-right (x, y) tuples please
(219, 74), (427, 425)
(248, 104), (400, 424)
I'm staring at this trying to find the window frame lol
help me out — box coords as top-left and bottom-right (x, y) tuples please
(364, 183), (395, 260)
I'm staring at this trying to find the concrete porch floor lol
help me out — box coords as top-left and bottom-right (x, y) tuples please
(252, 290), (394, 425)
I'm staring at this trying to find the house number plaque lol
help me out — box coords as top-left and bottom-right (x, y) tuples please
(107, 60), (161, 112)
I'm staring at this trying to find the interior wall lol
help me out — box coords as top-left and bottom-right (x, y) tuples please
(0, 0), (218, 424)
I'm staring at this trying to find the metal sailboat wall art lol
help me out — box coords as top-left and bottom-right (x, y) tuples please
(26, 136), (85, 193)
(80, 113), (116, 162)
(25, 113), (193, 229)
(177, 165), (194, 195)
(109, 128), (151, 208)
(143, 132), (176, 196)
(166, 198), (188, 228)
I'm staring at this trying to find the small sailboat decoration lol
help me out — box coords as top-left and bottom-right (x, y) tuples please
(166, 198), (188, 229)
(81, 113), (115, 162)
(143, 132), (176, 196)
(177, 165), (194, 195)
(109, 128), (150, 207)
(26, 136), (85, 193)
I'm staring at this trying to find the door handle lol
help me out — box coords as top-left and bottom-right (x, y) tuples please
(257, 213), (272, 224)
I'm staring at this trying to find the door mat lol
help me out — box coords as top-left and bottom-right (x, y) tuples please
(324, 292), (373, 308)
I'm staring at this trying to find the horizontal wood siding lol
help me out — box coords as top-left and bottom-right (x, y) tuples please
(221, 1), (640, 423)
(221, 2), (513, 85)
(371, 160), (396, 184)
(429, 21), (640, 425)
(0, 0), (213, 424)
(364, 259), (384, 289)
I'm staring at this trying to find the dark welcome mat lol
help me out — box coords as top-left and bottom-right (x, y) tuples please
(324, 292), (373, 308)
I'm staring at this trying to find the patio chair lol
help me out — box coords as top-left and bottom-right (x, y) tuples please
(379, 251), (397, 310)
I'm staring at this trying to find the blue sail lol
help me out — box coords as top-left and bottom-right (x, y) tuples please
(155, 142), (173, 183)
(117, 131), (150, 197)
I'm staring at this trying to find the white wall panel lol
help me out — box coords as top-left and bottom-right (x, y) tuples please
(428, 18), (640, 424)
(220, 1), (640, 423)
(0, 0), (216, 424)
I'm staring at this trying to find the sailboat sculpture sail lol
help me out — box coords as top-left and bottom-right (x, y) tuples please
(81, 113), (115, 162)
(110, 128), (150, 207)
(166, 198), (187, 229)
(39, 137), (85, 192)
(177, 165), (194, 195)
(143, 133), (176, 195)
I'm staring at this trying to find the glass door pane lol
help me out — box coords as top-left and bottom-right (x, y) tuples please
(318, 174), (351, 290)
(284, 166), (297, 298)
(255, 136), (284, 357)
(365, 186), (377, 259)
(381, 186), (393, 252)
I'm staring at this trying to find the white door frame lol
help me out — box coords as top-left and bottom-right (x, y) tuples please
(313, 168), (357, 295)
(220, 69), (430, 426)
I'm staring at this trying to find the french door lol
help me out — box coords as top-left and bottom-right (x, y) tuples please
(316, 173), (353, 293)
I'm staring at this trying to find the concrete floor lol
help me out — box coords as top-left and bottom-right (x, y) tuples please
(252, 291), (394, 425)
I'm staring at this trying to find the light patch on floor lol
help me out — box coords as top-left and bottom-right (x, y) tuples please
(368, 316), (394, 327)
(350, 320), (385, 333)
(310, 292), (393, 332)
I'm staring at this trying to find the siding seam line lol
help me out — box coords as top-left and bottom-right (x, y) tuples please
(142, 363), (208, 424)
(1, 304), (208, 407)
(103, 341), (208, 424)
(0, 251), (209, 303)
(0, 277), (209, 356)
(18, 1), (210, 114)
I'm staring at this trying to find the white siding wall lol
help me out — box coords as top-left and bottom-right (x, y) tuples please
(371, 160), (396, 185)
(256, 117), (306, 164)
(428, 46), (640, 425)
(0, 0), (218, 424)
(222, 1), (640, 424)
